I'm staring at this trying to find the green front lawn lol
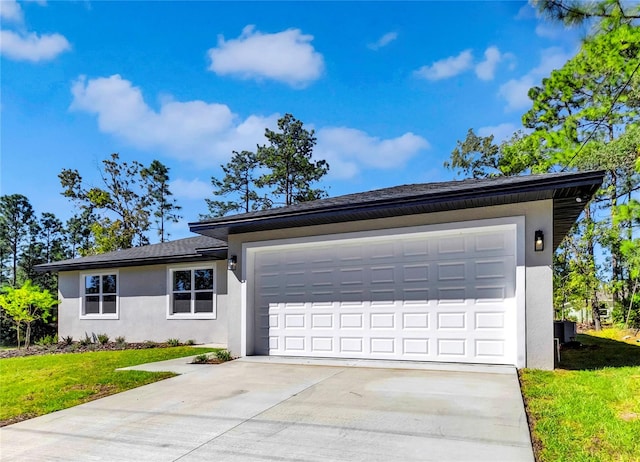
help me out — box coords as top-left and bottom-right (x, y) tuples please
(0, 346), (215, 426)
(520, 331), (640, 462)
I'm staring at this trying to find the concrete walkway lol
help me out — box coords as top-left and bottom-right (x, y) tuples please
(0, 359), (534, 462)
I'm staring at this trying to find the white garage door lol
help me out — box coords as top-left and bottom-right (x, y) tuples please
(252, 226), (519, 365)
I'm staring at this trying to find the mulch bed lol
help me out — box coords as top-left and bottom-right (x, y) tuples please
(0, 342), (179, 359)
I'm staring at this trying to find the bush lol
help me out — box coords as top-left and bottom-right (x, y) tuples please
(143, 340), (158, 349)
(215, 349), (232, 362)
(115, 336), (126, 346)
(97, 333), (109, 345)
(185, 339), (195, 346)
(35, 334), (58, 346)
(79, 333), (93, 347)
(167, 338), (180, 347)
(191, 354), (209, 364)
(61, 335), (73, 346)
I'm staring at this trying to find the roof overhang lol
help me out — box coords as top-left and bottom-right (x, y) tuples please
(190, 171), (605, 250)
(36, 247), (228, 272)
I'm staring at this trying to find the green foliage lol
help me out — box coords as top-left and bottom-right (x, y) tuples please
(185, 339), (195, 346)
(447, 9), (640, 331)
(192, 353), (209, 363)
(215, 349), (232, 362)
(0, 280), (58, 349)
(79, 333), (93, 347)
(166, 338), (180, 347)
(65, 210), (96, 258)
(520, 332), (640, 462)
(59, 154), (181, 253)
(96, 333), (110, 345)
(256, 113), (329, 206)
(206, 114), (330, 217)
(35, 334), (58, 347)
(445, 129), (545, 178)
(61, 335), (73, 346)
(205, 150), (271, 217)
(0, 194), (35, 286)
(140, 160), (182, 243)
(533, 0), (640, 27)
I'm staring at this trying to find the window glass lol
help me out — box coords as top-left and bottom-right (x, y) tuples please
(194, 269), (213, 290)
(85, 295), (100, 314)
(102, 295), (117, 314)
(85, 276), (100, 294)
(102, 274), (117, 294)
(194, 292), (213, 313)
(173, 293), (191, 313)
(173, 271), (191, 292)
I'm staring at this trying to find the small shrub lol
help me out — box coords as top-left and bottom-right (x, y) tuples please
(192, 354), (209, 364)
(215, 349), (232, 362)
(35, 334), (58, 346)
(167, 338), (180, 347)
(143, 340), (158, 349)
(115, 336), (126, 346)
(185, 339), (195, 346)
(97, 333), (110, 345)
(61, 335), (73, 346)
(79, 333), (93, 347)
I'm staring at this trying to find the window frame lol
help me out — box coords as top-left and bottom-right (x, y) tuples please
(166, 263), (217, 319)
(79, 270), (120, 319)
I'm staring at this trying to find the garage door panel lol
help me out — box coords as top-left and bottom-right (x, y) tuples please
(254, 227), (518, 365)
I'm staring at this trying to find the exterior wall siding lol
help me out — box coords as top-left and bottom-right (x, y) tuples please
(57, 261), (228, 345)
(225, 200), (554, 370)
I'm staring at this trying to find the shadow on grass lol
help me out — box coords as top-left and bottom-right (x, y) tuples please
(558, 333), (640, 370)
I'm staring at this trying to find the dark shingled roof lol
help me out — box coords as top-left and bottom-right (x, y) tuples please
(36, 236), (227, 272)
(190, 170), (605, 249)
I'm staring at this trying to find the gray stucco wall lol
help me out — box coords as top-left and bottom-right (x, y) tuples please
(57, 261), (228, 345)
(225, 200), (554, 370)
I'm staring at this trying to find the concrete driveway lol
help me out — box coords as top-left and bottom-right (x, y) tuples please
(0, 358), (534, 462)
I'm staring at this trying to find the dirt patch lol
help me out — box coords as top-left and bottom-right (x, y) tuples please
(619, 411), (639, 422)
(0, 413), (38, 427)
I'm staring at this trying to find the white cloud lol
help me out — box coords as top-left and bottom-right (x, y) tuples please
(478, 123), (518, 143)
(414, 50), (473, 81)
(498, 47), (572, 111)
(316, 127), (430, 179)
(0, 0), (23, 23)
(208, 25), (324, 87)
(515, 3), (536, 20)
(368, 32), (398, 50)
(71, 75), (430, 180)
(170, 178), (211, 200)
(70, 74), (278, 166)
(475, 46), (504, 81)
(0, 30), (70, 62)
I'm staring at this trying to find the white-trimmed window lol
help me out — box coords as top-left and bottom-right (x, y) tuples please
(168, 265), (216, 318)
(80, 272), (119, 318)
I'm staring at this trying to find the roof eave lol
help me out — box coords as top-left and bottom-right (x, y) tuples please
(190, 171), (605, 243)
(35, 248), (228, 273)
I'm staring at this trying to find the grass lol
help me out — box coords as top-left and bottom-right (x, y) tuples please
(520, 330), (640, 462)
(0, 346), (215, 426)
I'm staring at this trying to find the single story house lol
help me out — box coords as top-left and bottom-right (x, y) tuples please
(37, 170), (604, 370)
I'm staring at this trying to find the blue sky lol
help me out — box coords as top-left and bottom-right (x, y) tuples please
(1, 0), (586, 241)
